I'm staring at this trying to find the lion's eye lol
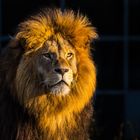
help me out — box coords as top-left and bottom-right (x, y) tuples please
(42, 53), (52, 60)
(67, 52), (73, 59)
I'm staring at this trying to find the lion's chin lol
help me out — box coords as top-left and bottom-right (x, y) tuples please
(49, 82), (71, 96)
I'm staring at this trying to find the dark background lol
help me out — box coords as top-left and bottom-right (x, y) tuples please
(0, 0), (140, 139)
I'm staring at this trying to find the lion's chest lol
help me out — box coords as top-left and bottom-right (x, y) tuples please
(38, 113), (77, 140)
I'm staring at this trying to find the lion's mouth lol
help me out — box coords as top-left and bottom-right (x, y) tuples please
(40, 79), (71, 95)
(50, 80), (69, 87)
(48, 80), (71, 95)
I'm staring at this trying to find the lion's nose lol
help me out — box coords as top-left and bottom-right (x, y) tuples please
(54, 68), (69, 75)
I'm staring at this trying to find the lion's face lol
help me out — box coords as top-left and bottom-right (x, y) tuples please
(16, 36), (77, 105)
(36, 37), (77, 95)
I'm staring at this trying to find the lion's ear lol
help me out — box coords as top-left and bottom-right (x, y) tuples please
(8, 37), (26, 49)
(86, 32), (98, 45)
(83, 31), (98, 49)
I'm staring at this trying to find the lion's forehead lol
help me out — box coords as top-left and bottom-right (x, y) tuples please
(45, 36), (74, 56)
(24, 34), (73, 55)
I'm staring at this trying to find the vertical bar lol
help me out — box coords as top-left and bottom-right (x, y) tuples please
(123, 0), (129, 90)
(60, 0), (65, 12)
(123, 0), (129, 139)
(0, 0), (2, 49)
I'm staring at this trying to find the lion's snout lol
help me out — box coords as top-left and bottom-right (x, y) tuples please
(54, 67), (69, 75)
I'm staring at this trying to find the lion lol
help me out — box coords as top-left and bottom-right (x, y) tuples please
(0, 9), (97, 140)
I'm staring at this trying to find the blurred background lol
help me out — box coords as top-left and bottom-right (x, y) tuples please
(0, 0), (140, 140)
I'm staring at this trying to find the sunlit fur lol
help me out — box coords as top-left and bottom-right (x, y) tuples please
(0, 9), (97, 140)
(16, 9), (97, 53)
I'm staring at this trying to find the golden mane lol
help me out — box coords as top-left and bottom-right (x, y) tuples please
(0, 9), (97, 140)
(16, 9), (97, 53)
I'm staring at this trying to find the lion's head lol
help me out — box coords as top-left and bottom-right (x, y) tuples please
(16, 35), (77, 98)
(2, 9), (97, 133)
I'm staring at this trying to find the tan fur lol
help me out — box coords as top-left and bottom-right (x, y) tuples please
(14, 9), (97, 140)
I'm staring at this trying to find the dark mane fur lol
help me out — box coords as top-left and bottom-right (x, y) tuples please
(0, 43), (38, 140)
